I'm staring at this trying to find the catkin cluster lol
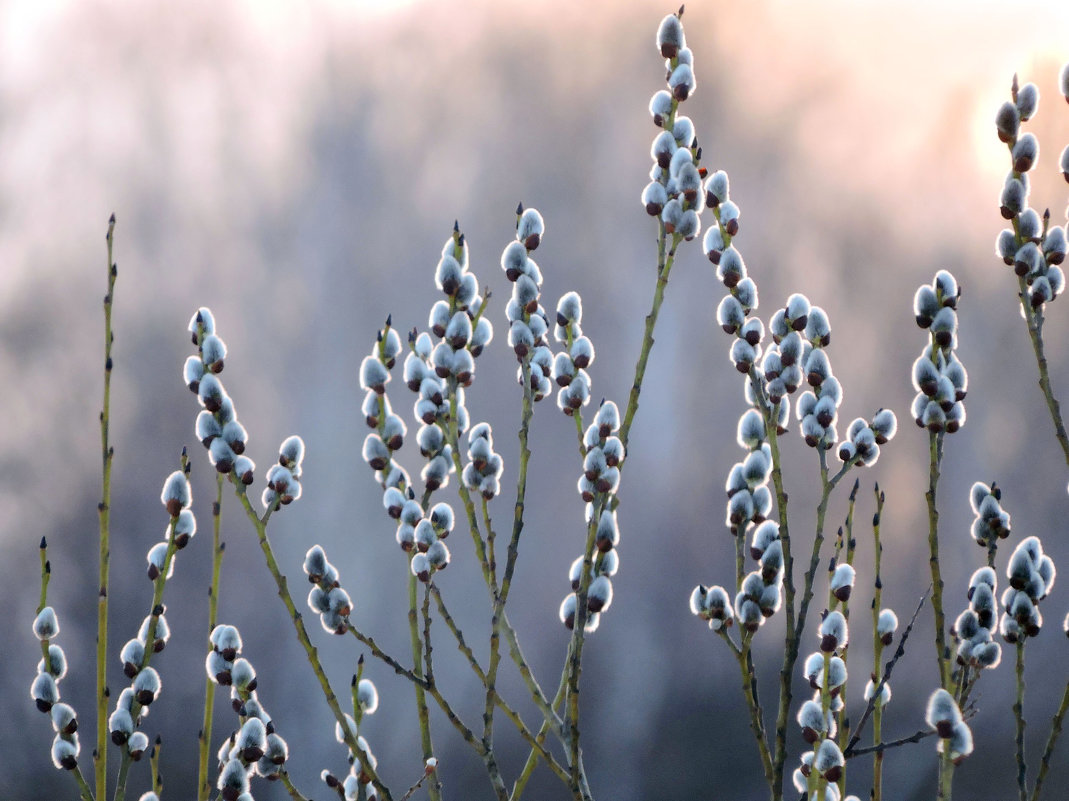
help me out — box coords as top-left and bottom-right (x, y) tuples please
(302, 545), (356, 634)
(926, 688), (973, 764)
(560, 401), (624, 632)
(109, 470), (199, 759)
(993, 72), (1069, 311)
(1001, 535), (1056, 643)
(911, 271), (967, 433)
(644, 8), (704, 242)
(31, 605), (79, 771)
(951, 566), (1002, 671)
(185, 308), (306, 510)
(208, 625), (291, 799)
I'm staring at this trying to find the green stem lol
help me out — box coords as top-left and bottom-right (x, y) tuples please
(430, 583), (486, 680)
(513, 656), (570, 800)
(1014, 254), (1069, 468)
(344, 622), (425, 684)
(97, 213), (117, 801)
(563, 494), (609, 798)
(73, 764), (95, 801)
(937, 749), (955, 801)
(618, 224), (681, 451)
(483, 358), (537, 773)
(431, 590), (567, 782)
(502, 612), (563, 734)
(421, 583), (434, 683)
(38, 537), (50, 616)
(926, 431), (949, 688)
(871, 485), (886, 801)
(229, 477), (393, 801)
(115, 499), (183, 801)
(280, 771), (312, 801)
(407, 569), (436, 799)
(198, 475), (225, 801)
(150, 737), (162, 796)
(1030, 677), (1069, 801)
(739, 374), (796, 801)
(501, 358), (534, 608)
(1015, 640), (1028, 801)
(718, 630), (774, 785)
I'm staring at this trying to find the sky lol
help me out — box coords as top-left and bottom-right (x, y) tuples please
(3, 1), (1069, 800)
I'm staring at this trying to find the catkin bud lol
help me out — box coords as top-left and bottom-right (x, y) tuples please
(649, 89), (673, 126)
(814, 739), (844, 782)
(995, 100), (1020, 142)
(32, 672), (59, 712)
(1012, 133), (1039, 172)
(51, 733), (79, 770)
(797, 700), (826, 743)
(133, 666), (161, 706)
(819, 610), (848, 652)
(33, 606), (60, 641)
(1001, 175), (1027, 219)
(231, 658), (257, 692)
(218, 757), (250, 801)
(926, 688), (962, 738)
(1016, 82), (1039, 120)
(656, 12), (685, 58)
(160, 471), (190, 517)
(829, 563), (855, 602)
(877, 608), (898, 645)
(38, 644), (67, 680)
(238, 717), (267, 763)
(587, 575), (614, 613)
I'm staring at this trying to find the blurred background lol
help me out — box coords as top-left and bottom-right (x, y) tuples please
(4, 0), (1069, 799)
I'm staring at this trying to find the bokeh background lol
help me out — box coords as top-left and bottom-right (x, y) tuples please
(4, 0), (1069, 799)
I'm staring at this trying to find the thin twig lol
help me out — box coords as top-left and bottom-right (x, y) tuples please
(229, 479), (394, 801)
(198, 475), (225, 801)
(844, 591), (928, 757)
(848, 728), (936, 757)
(1030, 677), (1069, 801)
(1014, 640), (1028, 801)
(718, 629), (774, 784)
(870, 484), (886, 801)
(96, 213), (117, 801)
(926, 430), (950, 687)
(280, 770), (312, 801)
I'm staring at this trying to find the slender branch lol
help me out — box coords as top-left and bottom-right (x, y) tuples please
(926, 431), (950, 687)
(1030, 677), (1069, 801)
(513, 651), (571, 800)
(500, 359), (533, 608)
(280, 770), (312, 801)
(96, 213), (117, 801)
(564, 500), (606, 795)
(344, 623), (425, 685)
(406, 569), (436, 785)
(422, 582), (434, 683)
(1015, 640), (1028, 801)
(115, 493), (184, 801)
(198, 475), (225, 801)
(502, 612), (563, 735)
(1012, 235), (1069, 466)
(618, 224), (681, 451)
(844, 591), (927, 757)
(73, 763), (96, 801)
(847, 728), (936, 758)
(229, 478), (394, 801)
(718, 629), (774, 784)
(871, 484), (886, 801)
(150, 737), (163, 796)
(429, 583), (486, 681)
(399, 767), (435, 801)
